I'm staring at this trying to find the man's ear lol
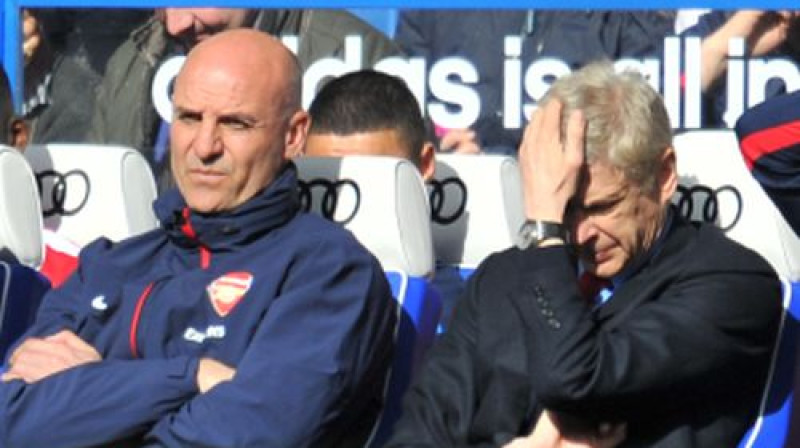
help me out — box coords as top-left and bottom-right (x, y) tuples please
(658, 146), (678, 205)
(284, 110), (310, 159)
(10, 119), (29, 149)
(419, 141), (436, 181)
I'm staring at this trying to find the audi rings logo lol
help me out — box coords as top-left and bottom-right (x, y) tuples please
(298, 179), (361, 224)
(673, 184), (743, 231)
(35, 169), (91, 217)
(428, 177), (467, 225)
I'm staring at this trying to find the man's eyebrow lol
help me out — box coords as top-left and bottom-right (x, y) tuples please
(219, 112), (259, 125)
(582, 185), (629, 208)
(173, 104), (198, 115)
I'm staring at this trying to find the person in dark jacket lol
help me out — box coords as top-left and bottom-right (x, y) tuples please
(735, 89), (800, 235)
(386, 61), (781, 447)
(87, 7), (400, 191)
(0, 29), (397, 448)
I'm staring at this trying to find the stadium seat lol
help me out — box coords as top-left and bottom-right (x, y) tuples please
(0, 146), (50, 360)
(0, 145), (43, 268)
(293, 156), (440, 447)
(431, 153), (525, 271)
(429, 153), (525, 328)
(672, 129), (800, 447)
(673, 130), (800, 281)
(23, 143), (159, 248)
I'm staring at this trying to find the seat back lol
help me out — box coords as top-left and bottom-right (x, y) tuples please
(673, 130), (800, 281)
(293, 156), (440, 446)
(430, 153), (525, 273)
(23, 144), (159, 248)
(429, 154), (525, 329)
(0, 145), (43, 267)
(0, 146), (50, 360)
(672, 130), (800, 447)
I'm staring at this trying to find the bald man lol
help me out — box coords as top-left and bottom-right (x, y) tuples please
(0, 29), (396, 448)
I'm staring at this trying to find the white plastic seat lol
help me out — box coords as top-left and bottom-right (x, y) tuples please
(428, 153), (525, 329)
(0, 145), (50, 360)
(23, 144), (158, 247)
(295, 155), (434, 277)
(0, 145), (43, 267)
(673, 130), (800, 281)
(293, 155), (439, 447)
(430, 153), (525, 271)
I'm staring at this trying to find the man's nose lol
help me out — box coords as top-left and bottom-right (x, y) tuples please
(193, 122), (224, 162)
(572, 214), (597, 246)
(164, 9), (195, 37)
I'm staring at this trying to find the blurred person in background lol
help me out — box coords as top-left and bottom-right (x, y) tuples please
(87, 7), (400, 191)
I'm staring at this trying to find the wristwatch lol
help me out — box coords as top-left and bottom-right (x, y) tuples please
(516, 220), (566, 250)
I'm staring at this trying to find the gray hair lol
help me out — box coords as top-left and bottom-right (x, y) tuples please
(541, 60), (673, 193)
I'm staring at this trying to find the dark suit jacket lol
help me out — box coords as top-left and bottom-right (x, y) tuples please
(387, 215), (782, 447)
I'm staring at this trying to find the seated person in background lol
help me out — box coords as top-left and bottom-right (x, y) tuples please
(735, 89), (800, 235)
(87, 7), (399, 191)
(0, 65), (78, 287)
(386, 61), (782, 447)
(305, 69), (435, 180)
(20, 9), (150, 144)
(305, 70), (474, 326)
(0, 30), (397, 447)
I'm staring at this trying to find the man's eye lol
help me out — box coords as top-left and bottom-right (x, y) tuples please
(176, 112), (200, 123)
(221, 118), (251, 130)
(583, 201), (618, 215)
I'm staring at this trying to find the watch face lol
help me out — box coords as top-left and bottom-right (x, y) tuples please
(517, 220), (565, 249)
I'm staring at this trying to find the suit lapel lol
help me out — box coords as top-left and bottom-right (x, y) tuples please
(594, 218), (694, 324)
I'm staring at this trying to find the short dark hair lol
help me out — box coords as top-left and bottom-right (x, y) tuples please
(308, 70), (426, 166)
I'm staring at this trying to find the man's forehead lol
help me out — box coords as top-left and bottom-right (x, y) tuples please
(580, 163), (630, 203)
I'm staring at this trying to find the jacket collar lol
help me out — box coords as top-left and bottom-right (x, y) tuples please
(154, 162), (300, 253)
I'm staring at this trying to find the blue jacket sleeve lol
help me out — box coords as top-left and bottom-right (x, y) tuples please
(1, 357), (199, 447)
(143, 236), (395, 447)
(0, 239), (202, 448)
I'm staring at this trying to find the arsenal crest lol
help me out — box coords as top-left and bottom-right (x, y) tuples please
(207, 271), (253, 317)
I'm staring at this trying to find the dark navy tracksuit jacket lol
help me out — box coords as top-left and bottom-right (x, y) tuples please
(0, 165), (397, 447)
(735, 90), (800, 237)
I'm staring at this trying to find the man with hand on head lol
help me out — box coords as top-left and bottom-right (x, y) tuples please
(386, 61), (781, 447)
(1, 29), (396, 448)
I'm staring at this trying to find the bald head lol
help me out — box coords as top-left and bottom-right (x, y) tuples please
(170, 29), (309, 213)
(178, 28), (301, 117)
